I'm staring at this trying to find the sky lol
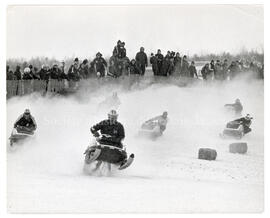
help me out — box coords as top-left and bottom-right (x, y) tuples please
(6, 5), (264, 60)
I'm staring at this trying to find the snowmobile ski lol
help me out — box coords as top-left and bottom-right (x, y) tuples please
(84, 148), (101, 164)
(119, 154), (135, 170)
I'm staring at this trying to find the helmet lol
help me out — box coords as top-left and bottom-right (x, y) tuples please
(162, 111), (168, 117)
(235, 98), (240, 103)
(96, 72), (101, 77)
(108, 110), (118, 119)
(24, 109), (31, 115)
(24, 67), (30, 73)
(245, 114), (253, 120)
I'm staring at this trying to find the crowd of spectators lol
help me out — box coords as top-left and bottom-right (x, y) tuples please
(6, 40), (264, 82)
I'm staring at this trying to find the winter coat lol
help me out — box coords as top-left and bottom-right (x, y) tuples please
(91, 119), (125, 148)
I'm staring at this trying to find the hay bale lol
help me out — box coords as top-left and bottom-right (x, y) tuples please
(198, 148), (217, 161)
(229, 142), (248, 154)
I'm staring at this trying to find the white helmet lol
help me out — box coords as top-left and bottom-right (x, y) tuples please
(108, 109), (118, 119)
(24, 67), (30, 73)
(97, 72), (101, 77)
(24, 109), (31, 115)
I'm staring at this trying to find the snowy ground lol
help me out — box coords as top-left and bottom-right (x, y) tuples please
(7, 74), (264, 213)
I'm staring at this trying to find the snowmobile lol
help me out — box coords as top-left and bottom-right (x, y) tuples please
(221, 117), (252, 139)
(9, 126), (35, 147)
(83, 134), (134, 175)
(138, 120), (163, 139)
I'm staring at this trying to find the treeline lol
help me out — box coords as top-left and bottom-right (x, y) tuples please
(191, 50), (264, 65)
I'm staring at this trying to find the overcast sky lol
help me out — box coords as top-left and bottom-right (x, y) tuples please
(6, 5), (264, 60)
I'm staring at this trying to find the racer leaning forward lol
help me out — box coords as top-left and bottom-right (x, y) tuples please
(90, 110), (125, 148)
(14, 109), (37, 133)
(144, 111), (168, 134)
(87, 110), (134, 169)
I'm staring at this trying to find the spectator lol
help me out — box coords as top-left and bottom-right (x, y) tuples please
(113, 40), (122, 58)
(150, 53), (158, 76)
(60, 61), (65, 74)
(50, 64), (61, 80)
(222, 59), (229, 80)
(79, 59), (89, 79)
(180, 55), (189, 77)
(129, 59), (141, 75)
(214, 60), (224, 80)
(201, 63), (211, 80)
(135, 47), (148, 75)
(228, 61), (240, 79)
(173, 52), (181, 75)
(189, 61), (198, 78)
(210, 60), (215, 71)
(6, 65), (15, 80)
(14, 65), (22, 80)
(155, 49), (164, 76)
(119, 42), (126, 59)
(38, 65), (50, 80)
(92, 52), (107, 77)
(67, 57), (81, 81)
(23, 67), (33, 80)
(161, 51), (172, 76)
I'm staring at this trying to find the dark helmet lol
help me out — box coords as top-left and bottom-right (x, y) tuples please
(245, 114), (253, 120)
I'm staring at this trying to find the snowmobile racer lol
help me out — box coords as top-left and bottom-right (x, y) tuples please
(10, 109), (37, 146)
(84, 110), (134, 171)
(142, 111), (168, 135)
(224, 98), (243, 116)
(222, 114), (253, 139)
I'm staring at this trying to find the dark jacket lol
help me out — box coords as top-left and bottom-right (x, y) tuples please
(79, 64), (89, 79)
(129, 61), (141, 75)
(161, 55), (172, 76)
(7, 71), (15, 80)
(91, 119), (125, 148)
(67, 64), (81, 81)
(181, 59), (189, 77)
(23, 73), (33, 80)
(201, 65), (211, 80)
(232, 117), (252, 134)
(155, 54), (164, 65)
(150, 56), (158, 75)
(189, 65), (198, 78)
(135, 52), (148, 66)
(14, 114), (37, 130)
(92, 57), (107, 75)
(14, 69), (22, 80)
(38, 69), (50, 80)
(50, 68), (61, 80)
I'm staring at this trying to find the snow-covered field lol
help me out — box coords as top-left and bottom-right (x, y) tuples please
(7, 74), (264, 213)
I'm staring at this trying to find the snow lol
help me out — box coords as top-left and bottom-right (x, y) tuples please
(7, 73), (264, 213)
